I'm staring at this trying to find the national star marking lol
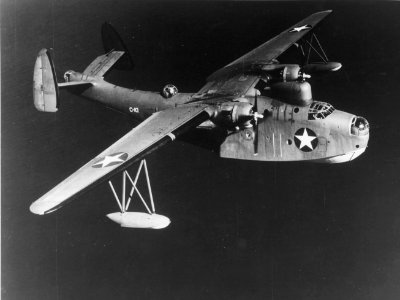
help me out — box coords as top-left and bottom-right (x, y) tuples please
(295, 129), (317, 150)
(289, 25), (312, 33)
(93, 153), (127, 168)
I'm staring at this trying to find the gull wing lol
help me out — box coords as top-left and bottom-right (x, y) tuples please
(198, 10), (332, 96)
(30, 105), (211, 215)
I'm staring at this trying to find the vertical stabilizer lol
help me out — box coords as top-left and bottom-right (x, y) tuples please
(33, 49), (59, 112)
(101, 22), (134, 70)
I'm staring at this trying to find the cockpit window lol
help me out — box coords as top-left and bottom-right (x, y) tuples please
(308, 102), (335, 120)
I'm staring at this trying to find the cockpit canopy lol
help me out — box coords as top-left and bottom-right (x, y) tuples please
(308, 101), (335, 120)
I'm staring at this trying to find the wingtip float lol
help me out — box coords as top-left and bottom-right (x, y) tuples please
(107, 212), (171, 229)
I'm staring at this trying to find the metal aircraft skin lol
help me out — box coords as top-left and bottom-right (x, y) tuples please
(30, 10), (369, 220)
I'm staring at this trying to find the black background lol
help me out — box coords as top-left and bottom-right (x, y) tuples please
(2, 1), (400, 299)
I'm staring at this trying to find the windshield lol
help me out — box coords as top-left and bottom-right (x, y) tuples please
(308, 102), (335, 120)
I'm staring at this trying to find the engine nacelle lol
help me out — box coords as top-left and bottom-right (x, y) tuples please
(270, 81), (312, 106)
(261, 64), (308, 82)
(212, 101), (254, 129)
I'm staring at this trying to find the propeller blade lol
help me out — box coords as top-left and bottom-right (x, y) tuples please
(254, 90), (259, 155)
(252, 89), (264, 155)
(254, 126), (259, 155)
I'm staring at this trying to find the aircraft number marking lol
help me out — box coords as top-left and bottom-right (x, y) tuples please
(129, 107), (139, 113)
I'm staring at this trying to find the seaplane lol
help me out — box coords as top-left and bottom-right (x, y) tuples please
(30, 10), (369, 229)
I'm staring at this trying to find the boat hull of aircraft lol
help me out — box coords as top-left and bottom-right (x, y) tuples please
(60, 71), (369, 163)
(219, 97), (369, 163)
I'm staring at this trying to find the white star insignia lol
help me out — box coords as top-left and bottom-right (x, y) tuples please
(295, 129), (317, 150)
(289, 25), (312, 33)
(93, 152), (127, 168)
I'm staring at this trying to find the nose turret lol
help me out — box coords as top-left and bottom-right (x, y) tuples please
(321, 111), (369, 163)
(351, 116), (369, 136)
(308, 104), (369, 163)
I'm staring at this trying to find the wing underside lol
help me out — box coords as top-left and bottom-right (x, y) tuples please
(30, 105), (211, 215)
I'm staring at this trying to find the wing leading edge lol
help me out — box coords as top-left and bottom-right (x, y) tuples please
(30, 105), (211, 215)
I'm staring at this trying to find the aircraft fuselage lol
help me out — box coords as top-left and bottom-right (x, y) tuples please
(65, 71), (369, 163)
(220, 97), (369, 163)
(64, 71), (192, 119)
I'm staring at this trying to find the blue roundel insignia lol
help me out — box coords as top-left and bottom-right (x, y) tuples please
(92, 152), (128, 168)
(294, 128), (318, 152)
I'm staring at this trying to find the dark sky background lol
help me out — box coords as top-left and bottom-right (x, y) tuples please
(2, 1), (400, 299)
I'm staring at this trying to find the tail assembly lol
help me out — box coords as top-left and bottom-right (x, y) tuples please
(81, 22), (133, 78)
(33, 23), (133, 113)
(33, 49), (93, 112)
(33, 49), (59, 112)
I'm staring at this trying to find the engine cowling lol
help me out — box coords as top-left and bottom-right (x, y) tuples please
(212, 101), (255, 129)
(261, 64), (309, 82)
(270, 81), (312, 106)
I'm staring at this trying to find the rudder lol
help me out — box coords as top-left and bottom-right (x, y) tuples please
(101, 22), (134, 70)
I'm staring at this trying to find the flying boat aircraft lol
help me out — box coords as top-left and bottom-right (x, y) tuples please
(30, 10), (369, 229)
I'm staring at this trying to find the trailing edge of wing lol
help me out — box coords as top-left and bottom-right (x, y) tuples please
(30, 105), (211, 215)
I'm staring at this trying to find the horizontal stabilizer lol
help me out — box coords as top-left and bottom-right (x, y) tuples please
(33, 49), (59, 112)
(83, 50), (125, 78)
(58, 81), (93, 88)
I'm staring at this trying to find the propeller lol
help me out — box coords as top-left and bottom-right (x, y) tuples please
(252, 90), (264, 155)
